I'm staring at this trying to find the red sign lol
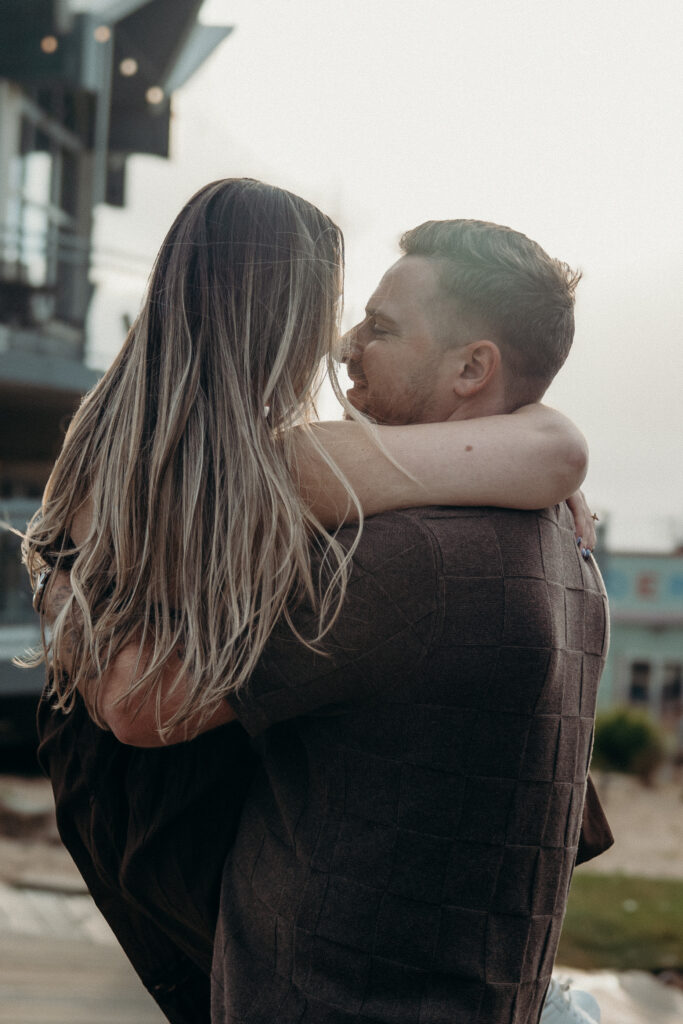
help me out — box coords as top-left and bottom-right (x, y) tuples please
(636, 573), (658, 599)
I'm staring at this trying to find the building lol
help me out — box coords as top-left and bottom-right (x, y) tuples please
(599, 545), (683, 744)
(0, 0), (231, 744)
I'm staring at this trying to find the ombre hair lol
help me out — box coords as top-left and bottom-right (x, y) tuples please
(23, 178), (361, 736)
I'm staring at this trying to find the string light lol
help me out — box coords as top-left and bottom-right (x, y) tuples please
(40, 36), (58, 54)
(146, 86), (164, 105)
(93, 25), (111, 43)
(119, 58), (138, 77)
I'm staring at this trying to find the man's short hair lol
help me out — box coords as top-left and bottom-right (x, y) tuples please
(400, 220), (581, 406)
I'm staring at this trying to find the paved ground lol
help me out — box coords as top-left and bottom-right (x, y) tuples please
(553, 967), (683, 1024)
(574, 771), (683, 880)
(0, 934), (165, 1024)
(0, 880), (165, 1023)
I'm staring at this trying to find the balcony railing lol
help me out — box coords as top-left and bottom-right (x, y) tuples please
(0, 500), (40, 631)
(0, 217), (91, 330)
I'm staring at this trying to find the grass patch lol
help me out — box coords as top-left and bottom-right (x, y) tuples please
(558, 873), (683, 971)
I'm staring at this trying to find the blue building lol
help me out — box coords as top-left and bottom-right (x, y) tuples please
(599, 547), (683, 741)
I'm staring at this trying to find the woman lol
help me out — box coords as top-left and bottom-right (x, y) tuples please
(24, 179), (593, 1021)
(25, 178), (590, 733)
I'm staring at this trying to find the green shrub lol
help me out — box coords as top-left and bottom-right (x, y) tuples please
(591, 706), (666, 782)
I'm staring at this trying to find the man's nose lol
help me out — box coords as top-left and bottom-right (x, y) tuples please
(339, 325), (364, 364)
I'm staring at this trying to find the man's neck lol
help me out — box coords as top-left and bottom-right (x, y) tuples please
(446, 391), (509, 422)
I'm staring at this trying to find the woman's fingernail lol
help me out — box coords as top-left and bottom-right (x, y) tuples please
(576, 537), (582, 546)
(582, 548), (592, 559)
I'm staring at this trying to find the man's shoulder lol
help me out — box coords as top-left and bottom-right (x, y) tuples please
(396, 503), (566, 525)
(339, 503), (598, 593)
(346, 504), (561, 556)
(381, 503), (587, 585)
(338, 509), (438, 581)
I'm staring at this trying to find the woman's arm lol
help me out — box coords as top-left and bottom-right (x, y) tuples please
(89, 641), (237, 746)
(295, 404), (588, 526)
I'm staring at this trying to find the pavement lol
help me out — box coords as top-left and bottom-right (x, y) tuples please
(552, 967), (683, 1024)
(0, 880), (165, 1023)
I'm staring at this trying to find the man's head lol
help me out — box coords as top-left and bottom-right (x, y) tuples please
(345, 219), (581, 424)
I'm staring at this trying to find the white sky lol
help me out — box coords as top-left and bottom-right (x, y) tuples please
(87, 0), (683, 552)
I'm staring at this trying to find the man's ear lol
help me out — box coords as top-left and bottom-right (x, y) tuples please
(451, 340), (502, 397)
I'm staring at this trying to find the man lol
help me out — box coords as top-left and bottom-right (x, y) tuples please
(205, 220), (609, 1023)
(41, 220), (610, 1024)
(341, 220), (610, 1024)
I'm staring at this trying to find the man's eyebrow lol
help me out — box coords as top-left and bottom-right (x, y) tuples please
(364, 305), (398, 327)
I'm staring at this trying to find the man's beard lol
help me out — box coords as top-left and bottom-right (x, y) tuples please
(346, 367), (444, 427)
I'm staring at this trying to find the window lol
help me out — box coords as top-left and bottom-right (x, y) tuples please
(628, 661), (651, 704)
(0, 501), (41, 628)
(1, 100), (89, 327)
(662, 663), (683, 718)
(0, 528), (34, 627)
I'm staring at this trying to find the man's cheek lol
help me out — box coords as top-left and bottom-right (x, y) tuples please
(345, 389), (370, 417)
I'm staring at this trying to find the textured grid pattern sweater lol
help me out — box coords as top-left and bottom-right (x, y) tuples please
(212, 505), (609, 1024)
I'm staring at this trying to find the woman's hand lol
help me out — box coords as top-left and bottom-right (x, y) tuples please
(92, 640), (237, 747)
(566, 489), (598, 557)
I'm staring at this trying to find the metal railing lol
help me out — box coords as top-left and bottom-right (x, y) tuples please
(0, 220), (90, 284)
(0, 500), (39, 630)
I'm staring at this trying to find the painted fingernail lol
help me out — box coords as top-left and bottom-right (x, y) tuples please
(576, 537), (582, 546)
(582, 548), (592, 559)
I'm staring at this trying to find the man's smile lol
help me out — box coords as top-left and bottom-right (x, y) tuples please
(343, 350), (368, 405)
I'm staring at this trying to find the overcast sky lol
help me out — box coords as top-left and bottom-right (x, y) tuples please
(87, 0), (683, 552)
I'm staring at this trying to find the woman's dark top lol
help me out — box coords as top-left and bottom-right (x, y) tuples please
(37, 694), (258, 1024)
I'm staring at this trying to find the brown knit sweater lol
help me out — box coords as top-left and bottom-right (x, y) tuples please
(213, 504), (609, 1024)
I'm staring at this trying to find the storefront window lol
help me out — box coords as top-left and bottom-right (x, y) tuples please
(1, 110), (84, 317)
(0, 528), (34, 627)
(662, 663), (682, 718)
(628, 661), (651, 704)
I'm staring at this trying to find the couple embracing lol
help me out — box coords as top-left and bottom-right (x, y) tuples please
(26, 179), (610, 1024)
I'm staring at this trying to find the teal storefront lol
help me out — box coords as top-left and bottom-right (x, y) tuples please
(599, 551), (683, 740)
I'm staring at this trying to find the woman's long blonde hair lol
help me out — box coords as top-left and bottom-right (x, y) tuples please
(23, 178), (361, 735)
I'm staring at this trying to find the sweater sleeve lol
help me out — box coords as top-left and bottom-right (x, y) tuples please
(227, 511), (438, 736)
